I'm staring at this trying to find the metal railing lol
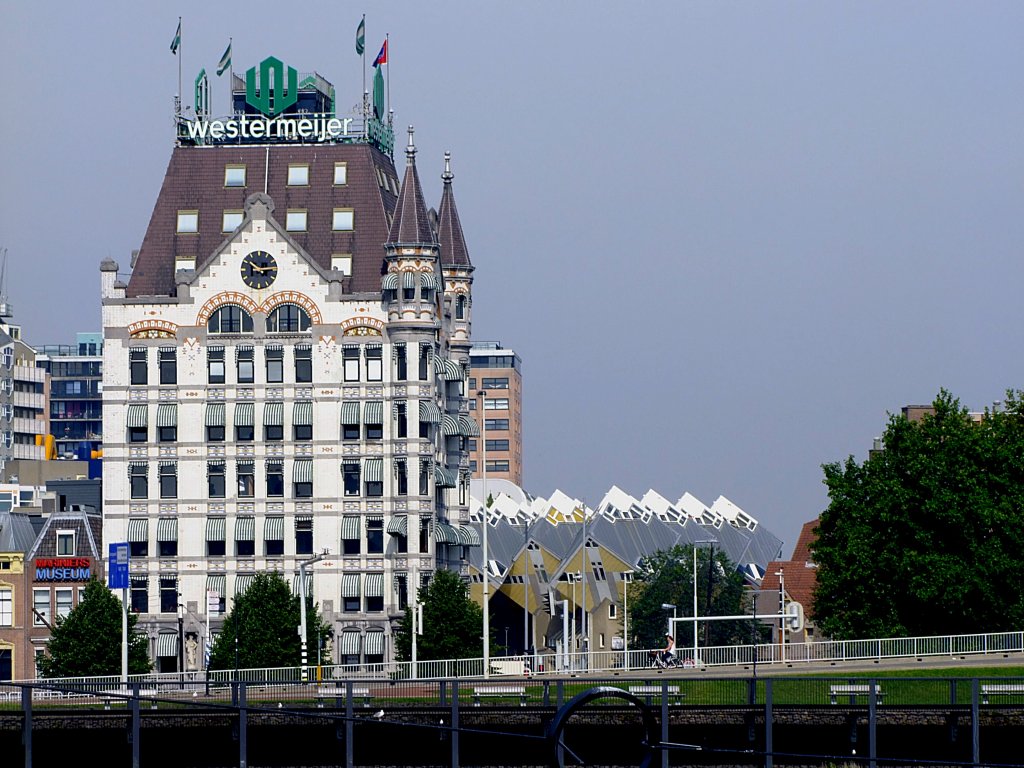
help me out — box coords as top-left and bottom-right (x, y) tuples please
(14, 629), (1023, 690)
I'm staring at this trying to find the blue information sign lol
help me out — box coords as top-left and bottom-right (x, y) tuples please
(108, 542), (130, 589)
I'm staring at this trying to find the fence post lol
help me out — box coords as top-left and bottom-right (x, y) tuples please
(131, 682), (141, 768)
(344, 680), (354, 768)
(971, 678), (980, 767)
(238, 682), (247, 768)
(661, 680), (669, 768)
(21, 685), (31, 768)
(450, 680), (460, 768)
(868, 678), (877, 768)
(764, 678), (773, 768)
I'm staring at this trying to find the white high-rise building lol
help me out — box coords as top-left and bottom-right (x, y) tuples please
(101, 55), (477, 670)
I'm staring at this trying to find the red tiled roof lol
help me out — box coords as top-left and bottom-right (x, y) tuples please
(127, 143), (398, 297)
(791, 519), (818, 564)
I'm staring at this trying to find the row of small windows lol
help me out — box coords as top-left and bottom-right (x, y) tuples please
(126, 515), (447, 563)
(130, 343), (312, 385)
(127, 576), (397, 618)
(126, 458), (463, 501)
(129, 341), (446, 386)
(468, 377), (510, 390)
(224, 163), (348, 189)
(128, 399), (474, 446)
(178, 207), (354, 234)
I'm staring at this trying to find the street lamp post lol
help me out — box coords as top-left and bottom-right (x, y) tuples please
(776, 569), (786, 664)
(411, 600), (423, 680)
(177, 600), (185, 688)
(693, 539), (717, 664)
(478, 389), (490, 679)
(299, 550), (330, 682)
(621, 570), (634, 670)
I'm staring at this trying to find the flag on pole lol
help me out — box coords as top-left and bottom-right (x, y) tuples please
(170, 20), (181, 54)
(216, 41), (232, 76)
(372, 39), (388, 67)
(356, 18), (365, 56)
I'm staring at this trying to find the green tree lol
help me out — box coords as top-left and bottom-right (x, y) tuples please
(813, 390), (1024, 640)
(38, 578), (150, 678)
(393, 569), (486, 661)
(629, 545), (755, 654)
(209, 571), (329, 671)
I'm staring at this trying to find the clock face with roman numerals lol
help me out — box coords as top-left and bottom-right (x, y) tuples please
(240, 250), (278, 289)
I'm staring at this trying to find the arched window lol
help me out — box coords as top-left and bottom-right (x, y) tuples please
(208, 306), (253, 334)
(455, 295), (467, 320)
(267, 304), (311, 333)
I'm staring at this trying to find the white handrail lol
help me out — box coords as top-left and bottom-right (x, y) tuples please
(17, 629), (1024, 688)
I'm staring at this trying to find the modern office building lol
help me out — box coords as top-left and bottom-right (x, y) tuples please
(36, 332), (104, 460)
(101, 54), (478, 669)
(0, 304), (48, 470)
(468, 341), (522, 485)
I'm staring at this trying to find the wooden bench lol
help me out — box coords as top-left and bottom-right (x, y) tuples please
(981, 684), (1024, 704)
(628, 685), (684, 705)
(472, 684), (526, 706)
(830, 684), (883, 704)
(315, 686), (371, 708)
(100, 689), (159, 710)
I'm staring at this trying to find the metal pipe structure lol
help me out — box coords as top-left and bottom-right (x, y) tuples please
(299, 550), (329, 681)
(478, 389), (490, 679)
(692, 539), (717, 663)
(622, 570), (634, 669)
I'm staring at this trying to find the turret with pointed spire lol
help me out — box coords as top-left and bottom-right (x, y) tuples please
(437, 152), (475, 354)
(387, 126), (438, 248)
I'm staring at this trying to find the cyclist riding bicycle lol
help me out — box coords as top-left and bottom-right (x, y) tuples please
(661, 634), (676, 665)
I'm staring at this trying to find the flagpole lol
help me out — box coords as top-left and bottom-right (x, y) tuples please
(177, 17), (182, 118)
(385, 33), (390, 124)
(228, 37), (233, 110)
(362, 15), (368, 140)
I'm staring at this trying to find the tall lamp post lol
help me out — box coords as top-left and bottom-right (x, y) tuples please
(776, 569), (786, 664)
(477, 389), (490, 678)
(177, 599), (185, 688)
(621, 570), (634, 670)
(693, 539), (717, 664)
(521, 515), (533, 658)
(299, 550), (329, 682)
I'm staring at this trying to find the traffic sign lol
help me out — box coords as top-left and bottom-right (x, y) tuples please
(108, 542), (130, 589)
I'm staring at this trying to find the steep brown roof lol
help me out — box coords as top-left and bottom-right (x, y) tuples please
(790, 519), (818, 564)
(127, 143), (398, 297)
(762, 561), (818, 613)
(437, 153), (472, 267)
(386, 129), (436, 246)
(761, 518), (821, 613)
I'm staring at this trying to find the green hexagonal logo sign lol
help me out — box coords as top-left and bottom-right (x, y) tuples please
(245, 56), (298, 117)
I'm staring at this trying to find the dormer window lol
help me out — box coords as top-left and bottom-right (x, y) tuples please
(222, 211), (244, 232)
(287, 164), (309, 186)
(333, 208), (354, 231)
(176, 211), (198, 234)
(286, 210), (307, 231)
(224, 165), (246, 187)
(333, 163), (348, 186)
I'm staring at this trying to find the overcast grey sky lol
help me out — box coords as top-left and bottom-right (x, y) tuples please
(2, 2), (1022, 551)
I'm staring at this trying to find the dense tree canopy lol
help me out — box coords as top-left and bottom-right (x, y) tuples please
(813, 390), (1024, 640)
(209, 571), (329, 671)
(393, 569), (487, 662)
(39, 578), (150, 678)
(629, 544), (757, 654)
